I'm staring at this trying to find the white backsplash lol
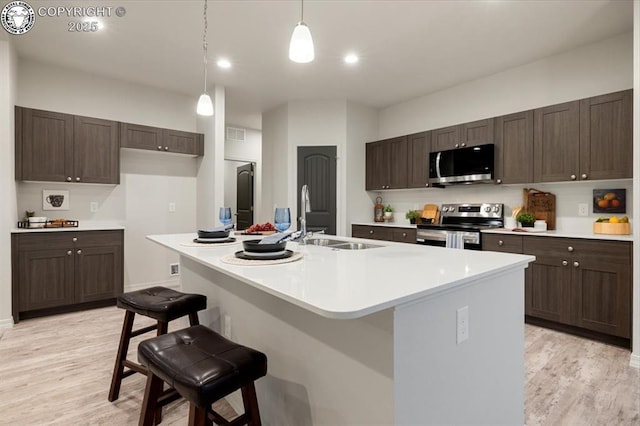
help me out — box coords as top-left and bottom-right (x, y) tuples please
(367, 179), (633, 234)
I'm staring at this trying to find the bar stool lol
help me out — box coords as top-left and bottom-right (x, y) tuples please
(138, 325), (267, 426)
(108, 286), (207, 402)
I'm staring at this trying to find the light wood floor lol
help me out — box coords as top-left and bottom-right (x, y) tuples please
(0, 306), (638, 425)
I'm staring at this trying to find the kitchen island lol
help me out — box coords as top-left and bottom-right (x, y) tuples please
(148, 233), (534, 425)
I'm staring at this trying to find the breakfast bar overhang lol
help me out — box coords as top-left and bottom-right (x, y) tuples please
(148, 233), (534, 425)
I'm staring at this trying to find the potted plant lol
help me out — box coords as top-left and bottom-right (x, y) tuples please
(516, 211), (536, 228)
(405, 210), (422, 224)
(384, 205), (394, 221)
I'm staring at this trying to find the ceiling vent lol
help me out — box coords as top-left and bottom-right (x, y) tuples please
(226, 126), (246, 142)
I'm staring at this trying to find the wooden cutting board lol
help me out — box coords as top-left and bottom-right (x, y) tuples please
(422, 204), (439, 224)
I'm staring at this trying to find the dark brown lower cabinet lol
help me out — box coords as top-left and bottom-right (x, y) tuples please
(352, 225), (415, 243)
(482, 233), (631, 345)
(12, 230), (124, 322)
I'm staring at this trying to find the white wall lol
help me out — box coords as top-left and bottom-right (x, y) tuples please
(15, 59), (200, 295)
(260, 104), (288, 224)
(631, 0), (639, 369)
(0, 40), (19, 328)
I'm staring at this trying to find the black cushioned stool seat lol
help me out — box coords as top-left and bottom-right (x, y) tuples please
(108, 286), (207, 404)
(138, 325), (267, 426)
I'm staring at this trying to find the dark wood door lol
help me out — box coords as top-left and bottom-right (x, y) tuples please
(461, 118), (494, 148)
(365, 141), (387, 191)
(19, 248), (75, 312)
(495, 110), (534, 184)
(391, 228), (416, 243)
(352, 225), (393, 241)
(407, 132), (430, 188)
(388, 136), (408, 189)
(431, 125), (461, 151)
(164, 129), (204, 155)
(579, 89), (632, 180)
(236, 163), (254, 231)
(18, 107), (74, 182)
(297, 146), (336, 235)
(533, 100), (580, 182)
(74, 116), (119, 184)
(75, 244), (123, 303)
(525, 255), (572, 323)
(481, 234), (523, 253)
(120, 123), (163, 151)
(572, 257), (631, 338)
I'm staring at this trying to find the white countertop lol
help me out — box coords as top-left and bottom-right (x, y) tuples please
(481, 228), (633, 242)
(11, 222), (125, 233)
(148, 233), (533, 320)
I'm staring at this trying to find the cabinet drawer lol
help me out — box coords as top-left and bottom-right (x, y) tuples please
(524, 237), (630, 264)
(352, 225), (393, 241)
(482, 234), (522, 253)
(72, 230), (123, 248)
(392, 228), (416, 243)
(15, 230), (123, 250)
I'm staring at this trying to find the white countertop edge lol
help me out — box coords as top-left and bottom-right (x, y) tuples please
(481, 228), (633, 242)
(148, 233), (534, 320)
(11, 223), (125, 233)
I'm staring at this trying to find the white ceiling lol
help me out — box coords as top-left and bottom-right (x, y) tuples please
(10, 0), (634, 129)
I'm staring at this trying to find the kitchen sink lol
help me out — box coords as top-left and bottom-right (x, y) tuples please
(307, 239), (381, 250)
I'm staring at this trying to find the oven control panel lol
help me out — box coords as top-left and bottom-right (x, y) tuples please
(440, 203), (503, 218)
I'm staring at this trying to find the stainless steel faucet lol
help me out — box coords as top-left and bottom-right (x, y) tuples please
(298, 184), (311, 244)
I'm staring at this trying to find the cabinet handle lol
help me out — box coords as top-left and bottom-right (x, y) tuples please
(496, 179), (502, 184)
(570, 174), (577, 180)
(581, 173), (587, 179)
(402, 232), (407, 237)
(164, 146), (169, 151)
(66, 176), (72, 182)
(76, 177), (81, 182)
(369, 230), (374, 235)
(461, 143), (466, 148)
(77, 249), (82, 255)
(157, 146), (162, 150)
(562, 260), (568, 266)
(498, 240), (504, 246)
(67, 250), (72, 256)
(72, 237), (78, 242)
(573, 261), (580, 268)
(567, 246), (574, 252)
(455, 143), (459, 148)
(425, 183), (429, 187)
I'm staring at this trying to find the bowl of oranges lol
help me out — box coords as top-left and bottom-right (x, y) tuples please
(593, 215), (630, 235)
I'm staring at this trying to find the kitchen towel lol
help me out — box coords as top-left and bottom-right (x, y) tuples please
(198, 223), (235, 233)
(259, 231), (293, 244)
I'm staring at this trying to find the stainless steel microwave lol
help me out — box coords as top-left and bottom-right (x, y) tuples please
(428, 144), (495, 185)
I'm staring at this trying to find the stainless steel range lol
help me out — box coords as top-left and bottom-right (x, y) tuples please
(416, 203), (504, 250)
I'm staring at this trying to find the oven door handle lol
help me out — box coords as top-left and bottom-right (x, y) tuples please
(435, 151), (442, 178)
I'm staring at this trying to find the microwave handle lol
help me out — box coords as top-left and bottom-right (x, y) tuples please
(435, 151), (442, 178)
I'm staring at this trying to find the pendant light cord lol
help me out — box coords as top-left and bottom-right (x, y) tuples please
(300, 0), (304, 23)
(202, 0), (208, 93)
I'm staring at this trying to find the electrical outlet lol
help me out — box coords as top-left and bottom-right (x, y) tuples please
(457, 306), (469, 344)
(578, 203), (589, 217)
(90, 202), (98, 212)
(223, 314), (232, 338)
(169, 202), (176, 212)
(169, 263), (180, 276)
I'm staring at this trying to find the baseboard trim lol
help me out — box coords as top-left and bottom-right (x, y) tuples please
(630, 353), (640, 369)
(124, 279), (181, 293)
(0, 318), (14, 330)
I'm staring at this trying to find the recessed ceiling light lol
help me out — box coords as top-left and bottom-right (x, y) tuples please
(344, 53), (359, 64)
(217, 58), (232, 69)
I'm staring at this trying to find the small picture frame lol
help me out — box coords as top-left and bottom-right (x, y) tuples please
(43, 190), (70, 211)
(593, 189), (626, 214)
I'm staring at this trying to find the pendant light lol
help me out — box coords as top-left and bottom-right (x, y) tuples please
(289, 0), (314, 63)
(196, 0), (214, 116)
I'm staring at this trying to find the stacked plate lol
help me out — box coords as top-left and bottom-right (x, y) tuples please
(235, 239), (293, 260)
(194, 229), (234, 244)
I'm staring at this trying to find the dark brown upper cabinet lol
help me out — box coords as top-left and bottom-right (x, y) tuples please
(533, 101), (580, 182)
(16, 107), (119, 184)
(407, 131), (431, 188)
(121, 122), (204, 156)
(495, 110), (534, 184)
(579, 89), (632, 180)
(365, 136), (407, 190)
(431, 118), (494, 152)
